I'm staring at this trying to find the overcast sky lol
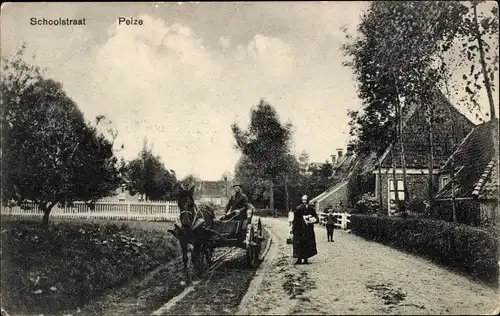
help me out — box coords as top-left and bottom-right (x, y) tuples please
(1, 2), (498, 181)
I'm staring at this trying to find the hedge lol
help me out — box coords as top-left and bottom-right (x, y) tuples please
(350, 214), (499, 285)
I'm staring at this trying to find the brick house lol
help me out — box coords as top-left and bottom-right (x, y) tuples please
(309, 146), (359, 213)
(434, 119), (498, 225)
(311, 90), (475, 214)
(372, 91), (474, 213)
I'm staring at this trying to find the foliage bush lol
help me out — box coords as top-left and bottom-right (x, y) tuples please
(354, 193), (381, 214)
(350, 214), (499, 284)
(1, 217), (180, 315)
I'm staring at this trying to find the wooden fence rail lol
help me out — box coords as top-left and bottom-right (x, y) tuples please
(1, 200), (181, 222)
(288, 211), (351, 230)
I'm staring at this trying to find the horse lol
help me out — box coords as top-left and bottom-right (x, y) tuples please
(168, 184), (216, 283)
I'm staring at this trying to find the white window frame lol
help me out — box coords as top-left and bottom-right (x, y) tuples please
(387, 178), (405, 211)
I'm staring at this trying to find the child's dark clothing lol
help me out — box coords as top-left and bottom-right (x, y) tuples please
(325, 213), (335, 242)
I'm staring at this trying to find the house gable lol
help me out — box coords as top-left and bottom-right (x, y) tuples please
(332, 153), (357, 179)
(435, 120), (497, 200)
(380, 91), (475, 169)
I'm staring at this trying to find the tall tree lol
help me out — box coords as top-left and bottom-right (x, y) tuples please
(234, 155), (269, 207)
(220, 170), (233, 200)
(1, 47), (121, 227)
(231, 99), (294, 210)
(458, 1), (499, 226)
(125, 140), (177, 201)
(343, 1), (468, 212)
(297, 151), (310, 177)
(179, 174), (202, 198)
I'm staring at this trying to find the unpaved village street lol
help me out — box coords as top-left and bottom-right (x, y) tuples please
(237, 218), (499, 315)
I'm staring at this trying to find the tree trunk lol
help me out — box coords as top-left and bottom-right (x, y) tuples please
(451, 153), (457, 223)
(40, 201), (57, 228)
(473, 3), (496, 120)
(450, 117), (457, 222)
(426, 99), (435, 216)
(269, 181), (274, 210)
(394, 74), (410, 207)
(443, 75), (458, 222)
(377, 161), (383, 208)
(472, 1), (499, 231)
(284, 174), (289, 212)
(399, 108), (409, 207)
(391, 147), (400, 215)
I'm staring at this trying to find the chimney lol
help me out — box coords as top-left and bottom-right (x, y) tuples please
(337, 148), (343, 160)
(330, 154), (337, 165)
(346, 145), (354, 156)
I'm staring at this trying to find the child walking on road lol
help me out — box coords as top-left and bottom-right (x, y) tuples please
(325, 210), (335, 242)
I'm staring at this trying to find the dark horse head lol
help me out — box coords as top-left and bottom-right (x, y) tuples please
(177, 184), (197, 228)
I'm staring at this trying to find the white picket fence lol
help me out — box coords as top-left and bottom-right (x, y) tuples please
(1, 200), (180, 222)
(318, 212), (351, 229)
(288, 211), (351, 230)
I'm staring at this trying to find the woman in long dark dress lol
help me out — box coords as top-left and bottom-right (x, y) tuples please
(292, 195), (319, 264)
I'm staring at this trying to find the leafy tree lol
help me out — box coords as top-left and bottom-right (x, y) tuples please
(343, 1), (469, 212)
(297, 151), (310, 177)
(234, 155), (269, 207)
(220, 170), (233, 199)
(277, 153), (302, 210)
(454, 1), (498, 119)
(231, 99), (294, 210)
(306, 162), (335, 198)
(1, 47), (121, 227)
(179, 174), (202, 198)
(457, 1), (499, 226)
(125, 139), (177, 201)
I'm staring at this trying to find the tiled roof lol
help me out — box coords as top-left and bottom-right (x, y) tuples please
(380, 90), (475, 169)
(473, 160), (498, 200)
(310, 181), (349, 203)
(333, 153), (357, 177)
(311, 151), (375, 202)
(435, 120), (497, 200)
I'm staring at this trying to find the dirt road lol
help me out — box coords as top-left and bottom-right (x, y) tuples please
(237, 218), (499, 315)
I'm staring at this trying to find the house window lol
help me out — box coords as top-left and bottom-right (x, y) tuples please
(388, 179), (405, 201)
(440, 176), (450, 189)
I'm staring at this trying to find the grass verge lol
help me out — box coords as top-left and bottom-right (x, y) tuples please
(0, 216), (179, 315)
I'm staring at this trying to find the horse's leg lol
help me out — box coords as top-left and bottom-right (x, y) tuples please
(179, 236), (191, 284)
(206, 244), (213, 265)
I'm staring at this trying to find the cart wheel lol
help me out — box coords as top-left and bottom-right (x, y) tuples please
(246, 226), (257, 267)
(257, 218), (263, 239)
(207, 245), (214, 265)
(256, 218), (263, 258)
(246, 221), (263, 268)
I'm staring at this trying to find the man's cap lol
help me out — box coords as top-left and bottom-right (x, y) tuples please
(301, 195), (308, 200)
(233, 183), (242, 188)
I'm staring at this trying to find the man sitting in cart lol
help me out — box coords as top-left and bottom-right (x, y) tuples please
(221, 183), (249, 221)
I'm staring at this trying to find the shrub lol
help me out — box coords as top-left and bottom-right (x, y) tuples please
(1, 217), (180, 315)
(350, 214), (498, 285)
(354, 193), (381, 214)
